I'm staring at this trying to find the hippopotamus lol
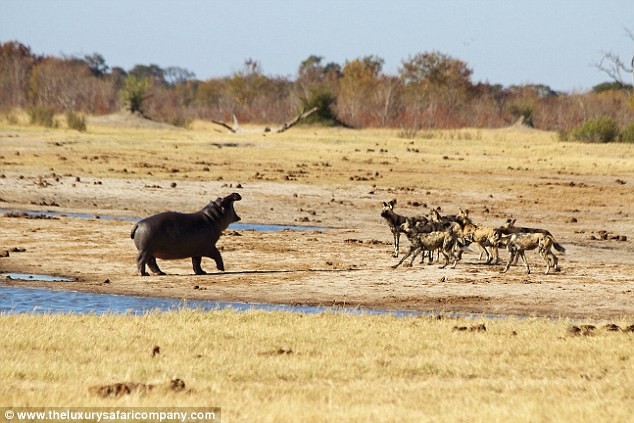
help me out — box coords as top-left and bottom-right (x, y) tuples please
(130, 193), (242, 276)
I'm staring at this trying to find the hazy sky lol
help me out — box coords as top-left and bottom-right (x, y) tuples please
(1, 0), (633, 92)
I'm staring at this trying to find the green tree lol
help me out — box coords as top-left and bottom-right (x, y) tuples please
(119, 74), (151, 115)
(84, 53), (109, 77)
(296, 55), (341, 125)
(400, 51), (472, 88)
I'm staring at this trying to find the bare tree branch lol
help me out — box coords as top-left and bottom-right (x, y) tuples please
(211, 115), (240, 133)
(595, 28), (634, 93)
(211, 107), (319, 134)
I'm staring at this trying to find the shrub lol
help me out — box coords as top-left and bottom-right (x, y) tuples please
(397, 126), (419, 139)
(5, 111), (19, 125)
(566, 116), (620, 143)
(508, 103), (535, 128)
(620, 123), (634, 143)
(28, 105), (56, 127)
(120, 75), (151, 116)
(66, 111), (87, 132)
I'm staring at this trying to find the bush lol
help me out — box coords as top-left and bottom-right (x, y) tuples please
(620, 123), (634, 143)
(28, 105), (56, 127)
(120, 75), (151, 116)
(66, 111), (87, 132)
(566, 116), (620, 143)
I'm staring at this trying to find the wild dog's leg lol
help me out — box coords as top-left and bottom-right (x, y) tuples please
(392, 229), (401, 258)
(491, 246), (500, 264)
(551, 252), (560, 272)
(438, 249), (450, 269)
(484, 245), (494, 264)
(540, 238), (560, 272)
(540, 249), (558, 274)
(519, 251), (531, 274)
(392, 246), (415, 269)
(503, 250), (515, 273)
(407, 247), (422, 267)
(480, 243), (492, 263)
(443, 236), (459, 269)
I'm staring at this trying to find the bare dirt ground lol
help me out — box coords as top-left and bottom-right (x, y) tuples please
(1, 119), (633, 319)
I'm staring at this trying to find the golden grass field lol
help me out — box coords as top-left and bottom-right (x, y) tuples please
(0, 113), (633, 421)
(1, 311), (633, 422)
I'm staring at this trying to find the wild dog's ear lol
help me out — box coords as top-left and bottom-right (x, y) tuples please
(389, 199), (397, 207)
(382, 202), (388, 207)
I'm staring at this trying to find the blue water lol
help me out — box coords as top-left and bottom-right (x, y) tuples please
(5, 273), (74, 282)
(0, 209), (325, 232)
(0, 284), (424, 317)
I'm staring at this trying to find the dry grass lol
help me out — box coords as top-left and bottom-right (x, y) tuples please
(1, 310), (633, 422)
(2, 118), (632, 189)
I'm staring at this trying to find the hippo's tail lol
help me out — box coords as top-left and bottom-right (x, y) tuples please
(130, 223), (138, 240)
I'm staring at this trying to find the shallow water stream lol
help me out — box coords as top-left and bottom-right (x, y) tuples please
(0, 208), (325, 232)
(0, 282), (423, 317)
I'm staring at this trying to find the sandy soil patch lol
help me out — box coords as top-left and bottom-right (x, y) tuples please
(1, 124), (632, 318)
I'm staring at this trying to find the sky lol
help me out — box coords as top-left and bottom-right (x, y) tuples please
(1, 0), (633, 92)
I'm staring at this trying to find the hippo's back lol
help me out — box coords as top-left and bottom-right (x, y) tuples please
(132, 211), (217, 256)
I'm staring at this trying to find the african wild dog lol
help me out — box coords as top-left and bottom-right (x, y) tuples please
(457, 209), (501, 264)
(430, 208), (461, 228)
(381, 200), (408, 257)
(500, 232), (561, 274)
(497, 219), (566, 254)
(392, 218), (462, 269)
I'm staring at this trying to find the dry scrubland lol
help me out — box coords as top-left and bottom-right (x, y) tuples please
(0, 114), (633, 420)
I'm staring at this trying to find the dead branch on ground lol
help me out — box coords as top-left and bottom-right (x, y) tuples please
(211, 107), (318, 134)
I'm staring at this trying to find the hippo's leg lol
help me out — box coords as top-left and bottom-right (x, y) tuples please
(192, 257), (207, 275)
(208, 246), (225, 271)
(136, 251), (150, 276)
(147, 257), (166, 275)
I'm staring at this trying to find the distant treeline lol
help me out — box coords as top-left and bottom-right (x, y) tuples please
(1, 40), (633, 133)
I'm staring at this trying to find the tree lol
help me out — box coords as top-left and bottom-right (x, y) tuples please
(129, 64), (166, 85)
(400, 51), (472, 88)
(0, 41), (39, 110)
(336, 55), (385, 127)
(596, 28), (634, 93)
(84, 53), (109, 77)
(399, 51), (474, 127)
(119, 74), (151, 115)
(295, 55), (341, 125)
(164, 66), (195, 86)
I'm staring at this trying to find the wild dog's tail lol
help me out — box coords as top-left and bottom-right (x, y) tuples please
(130, 223), (138, 239)
(553, 242), (566, 254)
